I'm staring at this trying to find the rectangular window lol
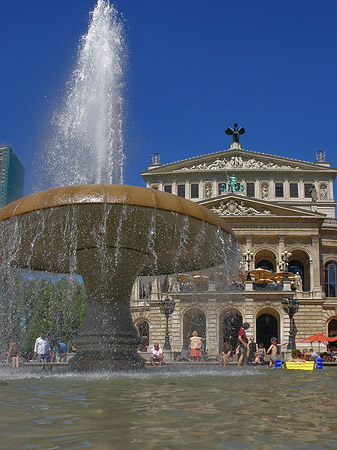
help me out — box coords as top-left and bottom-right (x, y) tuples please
(177, 184), (185, 198)
(246, 182), (255, 197)
(290, 183), (298, 198)
(304, 183), (312, 198)
(275, 183), (284, 197)
(190, 183), (199, 198)
(218, 183), (226, 195)
(164, 185), (172, 194)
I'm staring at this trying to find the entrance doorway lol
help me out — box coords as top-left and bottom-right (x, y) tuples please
(219, 309), (242, 352)
(136, 320), (149, 351)
(328, 318), (337, 349)
(256, 313), (278, 349)
(183, 308), (206, 350)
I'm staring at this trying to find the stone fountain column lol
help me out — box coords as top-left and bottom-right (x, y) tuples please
(70, 247), (150, 370)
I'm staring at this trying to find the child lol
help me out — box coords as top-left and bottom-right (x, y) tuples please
(267, 337), (289, 368)
(254, 343), (266, 365)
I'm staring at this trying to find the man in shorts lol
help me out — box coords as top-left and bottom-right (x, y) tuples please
(238, 322), (250, 366)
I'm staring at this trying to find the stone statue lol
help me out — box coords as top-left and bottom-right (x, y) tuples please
(294, 272), (302, 292)
(261, 183), (269, 199)
(225, 123), (245, 143)
(309, 184), (317, 203)
(205, 183), (212, 199)
(320, 185), (327, 200)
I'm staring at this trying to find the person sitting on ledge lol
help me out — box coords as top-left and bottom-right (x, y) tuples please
(151, 343), (164, 367)
(219, 342), (232, 367)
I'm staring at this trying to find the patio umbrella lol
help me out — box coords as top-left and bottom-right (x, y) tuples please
(298, 333), (332, 352)
(249, 268), (272, 280)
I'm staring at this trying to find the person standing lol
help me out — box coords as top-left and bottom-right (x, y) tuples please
(6, 341), (19, 368)
(189, 331), (205, 363)
(34, 331), (51, 370)
(238, 323), (250, 366)
(267, 337), (289, 368)
(247, 337), (257, 365)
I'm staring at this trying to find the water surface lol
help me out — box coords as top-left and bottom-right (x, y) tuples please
(0, 366), (336, 449)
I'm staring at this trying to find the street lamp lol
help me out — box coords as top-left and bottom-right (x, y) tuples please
(281, 296), (299, 350)
(281, 250), (292, 281)
(243, 250), (254, 281)
(159, 296), (175, 350)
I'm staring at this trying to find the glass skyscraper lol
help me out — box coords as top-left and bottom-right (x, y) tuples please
(0, 145), (24, 208)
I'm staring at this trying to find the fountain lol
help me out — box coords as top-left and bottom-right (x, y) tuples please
(0, 184), (238, 370)
(0, 0), (239, 370)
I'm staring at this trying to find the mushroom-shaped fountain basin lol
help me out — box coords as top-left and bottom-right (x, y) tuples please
(0, 185), (237, 370)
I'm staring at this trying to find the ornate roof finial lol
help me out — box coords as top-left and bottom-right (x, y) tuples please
(315, 149), (326, 163)
(225, 123), (245, 143)
(151, 152), (161, 166)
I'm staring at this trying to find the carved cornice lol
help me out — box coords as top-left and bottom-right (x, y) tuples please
(211, 199), (274, 216)
(180, 155), (300, 171)
(286, 238), (309, 245)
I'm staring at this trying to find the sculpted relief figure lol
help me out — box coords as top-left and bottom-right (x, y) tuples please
(320, 184), (327, 200)
(211, 200), (272, 216)
(261, 183), (269, 199)
(182, 156), (299, 172)
(205, 183), (213, 199)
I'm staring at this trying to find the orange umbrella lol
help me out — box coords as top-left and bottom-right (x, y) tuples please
(298, 333), (331, 343)
(298, 333), (332, 352)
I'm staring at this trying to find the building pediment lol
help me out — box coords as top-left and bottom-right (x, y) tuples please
(142, 147), (337, 176)
(199, 194), (326, 219)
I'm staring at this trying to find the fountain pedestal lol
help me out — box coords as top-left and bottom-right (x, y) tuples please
(70, 247), (149, 370)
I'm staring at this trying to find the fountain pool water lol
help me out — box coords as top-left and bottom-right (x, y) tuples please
(0, 184), (238, 370)
(1, 366), (337, 449)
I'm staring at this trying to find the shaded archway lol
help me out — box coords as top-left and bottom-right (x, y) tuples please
(289, 249), (310, 292)
(219, 308), (242, 352)
(135, 320), (149, 351)
(327, 317), (337, 350)
(255, 249), (276, 272)
(256, 308), (280, 350)
(183, 307), (206, 350)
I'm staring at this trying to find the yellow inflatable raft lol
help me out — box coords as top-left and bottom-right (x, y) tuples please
(284, 361), (316, 370)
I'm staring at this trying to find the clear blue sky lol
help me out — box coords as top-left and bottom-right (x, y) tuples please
(1, 0), (337, 195)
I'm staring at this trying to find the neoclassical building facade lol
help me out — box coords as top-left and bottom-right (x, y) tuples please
(130, 140), (337, 357)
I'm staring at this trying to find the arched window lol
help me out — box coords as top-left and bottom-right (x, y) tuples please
(256, 260), (274, 272)
(219, 310), (243, 352)
(325, 261), (337, 298)
(256, 314), (279, 350)
(137, 321), (149, 350)
(183, 308), (206, 350)
(289, 260), (305, 290)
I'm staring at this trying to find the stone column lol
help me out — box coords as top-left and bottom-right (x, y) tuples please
(244, 297), (254, 339)
(171, 298), (182, 353)
(311, 234), (321, 295)
(206, 299), (218, 355)
(278, 235), (285, 271)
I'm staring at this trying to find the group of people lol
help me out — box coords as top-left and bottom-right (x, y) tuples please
(5, 331), (68, 370)
(220, 323), (289, 368)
